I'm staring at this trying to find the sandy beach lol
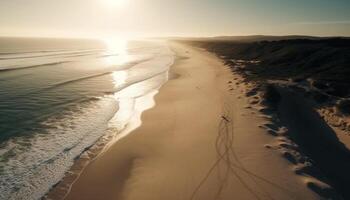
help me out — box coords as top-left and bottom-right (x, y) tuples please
(62, 42), (323, 200)
(1, 1), (349, 200)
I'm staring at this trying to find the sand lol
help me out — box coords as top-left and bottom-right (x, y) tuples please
(63, 42), (320, 200)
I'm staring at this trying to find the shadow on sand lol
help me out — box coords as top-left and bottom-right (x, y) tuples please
(277, 87), (350, 199)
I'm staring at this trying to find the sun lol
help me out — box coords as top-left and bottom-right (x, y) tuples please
(103, 0), (126, 7)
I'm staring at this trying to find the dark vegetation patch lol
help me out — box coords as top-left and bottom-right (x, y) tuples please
(186, 39), (350, 96)
(337, 100), (350, 116)
(182, 38), (350, 110)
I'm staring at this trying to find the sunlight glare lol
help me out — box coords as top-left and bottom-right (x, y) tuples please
(103, 38), (129, 65)
(103, 0), (126, 7)
(112, 70), (128, 87)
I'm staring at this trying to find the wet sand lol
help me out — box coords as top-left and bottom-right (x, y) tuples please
(63, 42), (319, 200)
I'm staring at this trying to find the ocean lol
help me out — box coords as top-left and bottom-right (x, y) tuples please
(0, 37), (174, 200)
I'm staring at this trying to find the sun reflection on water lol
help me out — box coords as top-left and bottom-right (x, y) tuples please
(112, 70), (128, 87)
(99, 39), (170, 153)
(103, 38), (129, 66)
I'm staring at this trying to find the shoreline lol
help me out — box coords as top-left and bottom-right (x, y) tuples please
(45, 69), (171, 199)
(58, 42), (322, 200)
(44, 90), (162, 200)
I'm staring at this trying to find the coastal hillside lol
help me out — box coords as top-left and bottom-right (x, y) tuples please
(190, 38), (350, 85)
(190, 38), (350, 107)
(173, 35), (327, 42)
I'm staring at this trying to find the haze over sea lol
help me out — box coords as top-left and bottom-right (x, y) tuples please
(0, 37), (174, 200)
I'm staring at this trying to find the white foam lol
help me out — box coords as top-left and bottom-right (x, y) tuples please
(0, 40), (175, 200)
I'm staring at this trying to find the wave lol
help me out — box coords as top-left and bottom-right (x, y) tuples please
(0, 49), (103, 60)
(98, 53), (119, 58)
(0, 97), (119, 200)
(0, 49), (156, 73)
(3, 57), (155, 101)
(39, 67), (168, 95)
(113, 69), (170, 92)
(53, 72), (113, 87)
(0, 73), (32, 82)
(0, 48), (102, 54)
(61, 52), (101, 58)
(0, 61), (72, 72)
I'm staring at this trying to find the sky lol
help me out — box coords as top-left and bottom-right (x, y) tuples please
(0, 0), (350, 38)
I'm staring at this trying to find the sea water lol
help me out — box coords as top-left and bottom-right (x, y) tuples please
(0, 37), (174, 199)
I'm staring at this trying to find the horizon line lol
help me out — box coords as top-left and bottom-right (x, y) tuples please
(0, 34), (350, 40)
